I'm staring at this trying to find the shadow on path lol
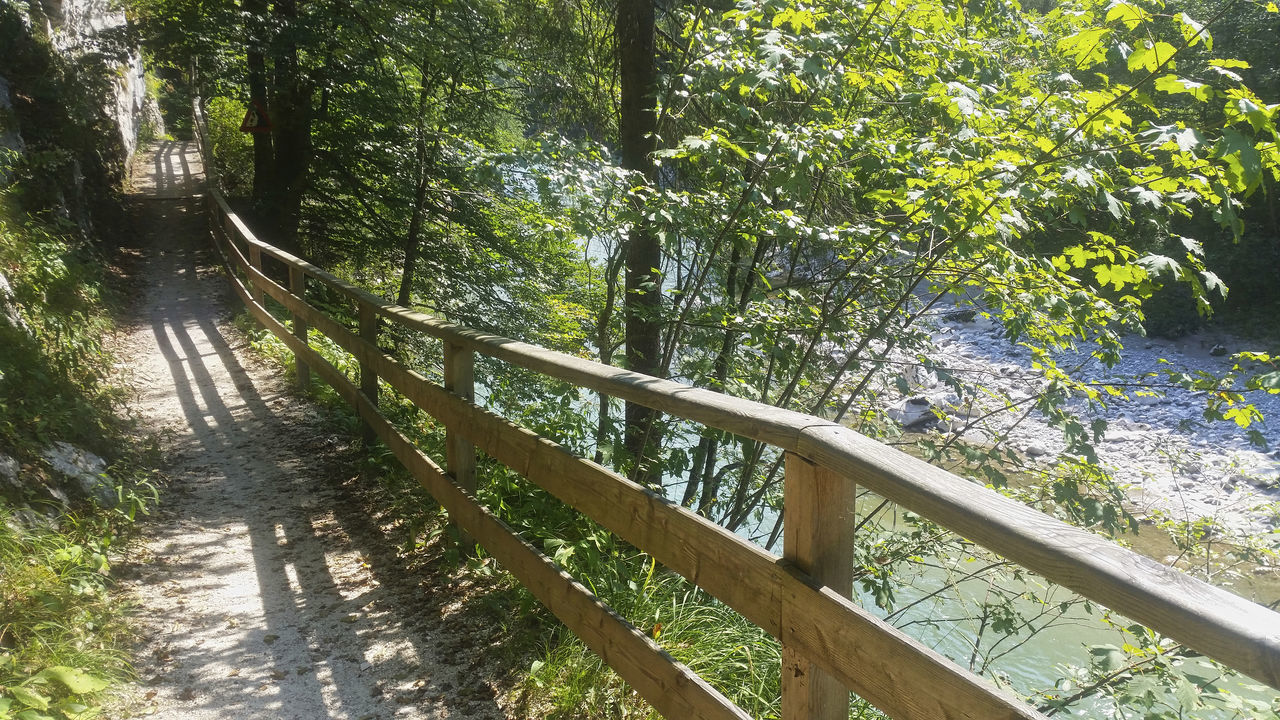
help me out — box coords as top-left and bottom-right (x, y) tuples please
(116, 142), (505, 720)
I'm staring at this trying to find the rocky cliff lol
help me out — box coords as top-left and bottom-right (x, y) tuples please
(36, 0), (162, 163)
(1, 0), (162, 186)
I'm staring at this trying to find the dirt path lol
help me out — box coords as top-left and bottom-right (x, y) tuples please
(109, 142), (511, 720)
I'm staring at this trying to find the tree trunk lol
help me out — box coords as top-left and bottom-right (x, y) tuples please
(244, 0), (273, 210)
(269, 0), (312, 252)
(617, 0), (663, 484)
(594, 248), (624, 465)
(397, 82), (435, 308)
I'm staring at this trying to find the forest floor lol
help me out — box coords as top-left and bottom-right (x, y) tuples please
(105, 142), (520, 720)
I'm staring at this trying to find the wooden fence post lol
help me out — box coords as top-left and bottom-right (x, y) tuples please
(444, 340), (476, 549)
(781, 452), (855, 720)
(359, 303), (379, 442)
(247, 244), (265, 308)
(289, 266), (310, 390)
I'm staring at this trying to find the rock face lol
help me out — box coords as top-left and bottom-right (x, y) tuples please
(42, 441), (117, 507)
(0, 272), (28, 332)
(36, 0), (162, 164)
(0, 75), (23, 156)
(0, 453), (20, 496)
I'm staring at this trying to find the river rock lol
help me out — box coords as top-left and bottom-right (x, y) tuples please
(1227, 471), (1277, 490)
(1178, 461), (1204, 476)
(1209, 344), (1228, 357)
(887, 396), (941, 428)
(1025, 443), (1050, 458)
(42, 442), (117, 507)
(905, 364), (938, 390)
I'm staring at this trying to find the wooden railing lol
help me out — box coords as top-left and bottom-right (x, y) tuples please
(191, 100), (1280, 720)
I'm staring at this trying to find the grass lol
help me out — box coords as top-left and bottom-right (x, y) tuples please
(0, 181), (161, 719)
(0, 507), (133, 718)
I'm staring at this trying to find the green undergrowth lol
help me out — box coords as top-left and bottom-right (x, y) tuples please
(235, 304), (866, 718)
(0, 508), (135, 720)
(0, 185), (160, 720)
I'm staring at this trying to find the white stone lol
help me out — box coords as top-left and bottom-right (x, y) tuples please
(1025, 443), (1050, 458)
(37, 0), (155, 164)
(904, 363), (937, 390)
(0, 272), (29, 332)
(887, 396), (940, 428)
(0, 453), (20, 495)
(42, 442), (116, 507)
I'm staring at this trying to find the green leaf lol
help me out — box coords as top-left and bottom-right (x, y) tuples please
(1128, 41), (1177, 73)
(1102, 191), (1126, 219)
(1153, 75), (1212, 102)
(1106, 2), (1149, 30)
(1088, 643), (1127, 671)
(1138, 254), (1179, 278)
(1249, 371), (1280, 390)
(7, 688), (49, 712)
(716, 137), (750, 160)
(1057, 28), (1112, 69)
(1174, 676), (1203, 709)
(36, 667), (110, 695)
(1176, 12), (1211, 50)
(1215, 128), (1263, 193)
(1228, 96), (1270, 133)
(1200, 270), (1226, 298)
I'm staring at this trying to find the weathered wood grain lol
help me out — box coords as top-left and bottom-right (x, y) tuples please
(444, 340), (475, 549)
(288, 265), (310, 390)
(222, 278), (749, 720)
(796, 424), (1280, 689)
(782, 453), (855, 720)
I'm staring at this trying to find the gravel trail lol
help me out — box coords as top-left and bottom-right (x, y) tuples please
(108, 142), (509, 720)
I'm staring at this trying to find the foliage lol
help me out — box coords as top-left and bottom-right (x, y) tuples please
(0, 6), (163, 711)
(183, 0), (1280, 716)
(202, 97), (253, 195)
(0, 190), (158, 720)
(0, 507), (130, 720)
(0, 192), (117, 458)
(0, 2), (131, 226)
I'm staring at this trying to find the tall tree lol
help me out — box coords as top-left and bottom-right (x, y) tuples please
(616, 0), (664, 482)
(243, 0), (273, 209)
(267, 0), (312, 249)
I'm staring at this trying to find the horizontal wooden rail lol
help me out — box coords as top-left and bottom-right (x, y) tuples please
(193, 99), (1280, 719)
(206, 202), (751, 720)
(228, 248), (1041, 718)
(221, 193), (1280, 690)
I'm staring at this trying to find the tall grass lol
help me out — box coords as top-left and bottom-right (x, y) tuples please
(0, 507), (132, 718)
(0, 179), (159, 718)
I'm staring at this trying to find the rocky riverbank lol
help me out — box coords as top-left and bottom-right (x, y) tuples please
(888, 313), (1280, 536)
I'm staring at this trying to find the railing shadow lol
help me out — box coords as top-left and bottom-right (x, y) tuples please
(125, 160), (503, 717)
